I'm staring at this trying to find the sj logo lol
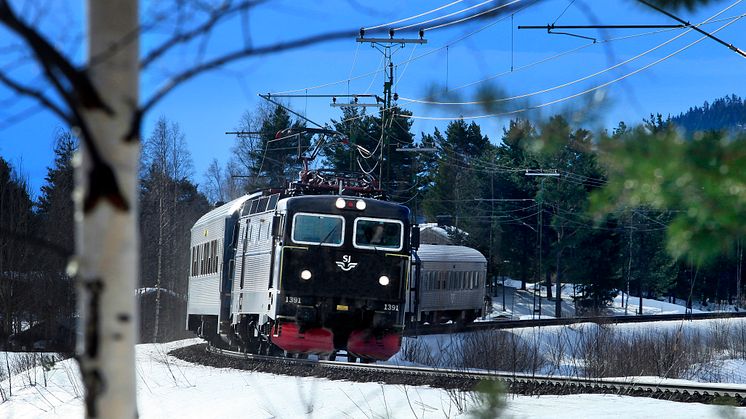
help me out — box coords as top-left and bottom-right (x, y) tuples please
(335, 255), (358, 271)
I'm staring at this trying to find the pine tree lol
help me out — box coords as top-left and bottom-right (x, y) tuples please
(140, 117), (209, 342)
(0, 157), (35, 342)
(34, 131), (78, 347)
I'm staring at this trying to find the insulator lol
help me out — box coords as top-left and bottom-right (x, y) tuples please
(389, 28), (395, 38)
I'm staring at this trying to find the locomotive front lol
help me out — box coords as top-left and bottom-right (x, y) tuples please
(273, 195), (411, 361)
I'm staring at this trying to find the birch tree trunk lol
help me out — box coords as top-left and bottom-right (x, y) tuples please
(74, 1), (139, 417)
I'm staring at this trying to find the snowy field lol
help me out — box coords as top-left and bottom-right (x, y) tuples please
(394, 319), (746, 384)
(486, 281), (706, 320)
(2, 338), (745, 418)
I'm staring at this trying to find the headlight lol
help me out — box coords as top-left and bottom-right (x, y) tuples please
(335, 198), (346, 209)
(300, 270), (312, 280)
(355, 199), (366, 210)
(379, 275), (390, 286)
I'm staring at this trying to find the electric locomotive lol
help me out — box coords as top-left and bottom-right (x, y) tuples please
(186, 174), (415, 361)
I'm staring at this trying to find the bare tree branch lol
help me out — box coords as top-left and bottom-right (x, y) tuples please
(0, 104), (43, 131)
(0, 0), (131, 214)
(0, 71), (70, 122)
(140, 0), (265, 69)
(141, 28), (357, 112)
(0, 0), (109, 113)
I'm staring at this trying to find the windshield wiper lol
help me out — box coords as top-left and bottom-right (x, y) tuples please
(318, 225), (339, 247)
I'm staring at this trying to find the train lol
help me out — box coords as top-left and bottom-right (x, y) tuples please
(186, 175), (487, 362)
(408, 244), (488, 324)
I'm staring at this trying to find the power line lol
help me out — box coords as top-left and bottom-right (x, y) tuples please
(424, 0), (523, 32)
(395, 0), (497, 31)
(399, 5), (743, 107)
(638, 0), (746, 58)
(270, 0), (538, 97)
(552, 0), (576, 25)
(397, 10), (744, 121)
(363, 0), (466, 31)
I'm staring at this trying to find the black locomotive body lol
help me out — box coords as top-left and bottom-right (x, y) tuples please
(186, 192), (412, 361)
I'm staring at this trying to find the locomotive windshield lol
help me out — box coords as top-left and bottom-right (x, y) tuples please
(292, 213), (344, 246)
(354, 218), (403, 251)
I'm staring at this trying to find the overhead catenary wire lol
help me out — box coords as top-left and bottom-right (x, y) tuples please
(338, 8), (742, 128)
(270, 11), (743, 97)
(397, 10), (745, 121)
(395, 0), (497, 31)
(418, 11), (745, 98)
(271, 0), (537, 98)
(553, 0), (577, 25)
(424, 0), (523, 32)
(399, 2), (743, 106)
(363, 0), (466, 31)
(393, 43), (419, 90)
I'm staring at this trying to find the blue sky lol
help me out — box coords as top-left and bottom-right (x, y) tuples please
(0, 0), (744, 196)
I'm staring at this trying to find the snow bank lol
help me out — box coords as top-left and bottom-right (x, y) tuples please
(1, 339), (744, 418)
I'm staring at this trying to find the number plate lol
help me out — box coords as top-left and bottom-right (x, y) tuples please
(384, 304), (399, 311)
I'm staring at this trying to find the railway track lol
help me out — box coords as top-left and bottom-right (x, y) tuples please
(169, 343), (746, 406)
(405, 311), (746, 336)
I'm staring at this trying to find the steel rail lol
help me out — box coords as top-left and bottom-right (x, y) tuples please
(200, 344), (746, 405)
(405, 311), (746, 336)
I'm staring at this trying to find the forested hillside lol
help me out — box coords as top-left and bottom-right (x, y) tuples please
(671, 94), (746, 133)
(3, 92), (745, 350)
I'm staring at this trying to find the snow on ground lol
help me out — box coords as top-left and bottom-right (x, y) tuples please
(394, 317), (746, 385)
(2, 339), (746, 418)
(487, 281), (706, 320)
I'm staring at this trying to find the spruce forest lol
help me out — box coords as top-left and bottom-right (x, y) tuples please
(1, 94), (745, 349)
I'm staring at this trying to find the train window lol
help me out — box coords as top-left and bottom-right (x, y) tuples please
(205, 242), (211, 275)
(353, 217), (403, 251)
(191, 247), (196, 276)
(204, 242), (212, 275)
(206, 242), (211, 274)
(292, 213), (345, 246)
(199, 243), (205, 275)
(211, 240), (218, 273)
(249, 199), (259, 214)
(267, 194), (279, 211)
(257, 197), (269, 213)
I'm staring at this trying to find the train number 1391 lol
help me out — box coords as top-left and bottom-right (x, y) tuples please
(285, 296), (301, 304)
(384, 304), (399, 311)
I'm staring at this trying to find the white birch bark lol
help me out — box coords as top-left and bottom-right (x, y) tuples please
(73, 1), (139, 417)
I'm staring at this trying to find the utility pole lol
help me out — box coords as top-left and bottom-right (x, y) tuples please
(357, 29), (426, 194)
(626, 210), (635, 315)
(737, 239), (743, 310)
(526, 169), (560, 318)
